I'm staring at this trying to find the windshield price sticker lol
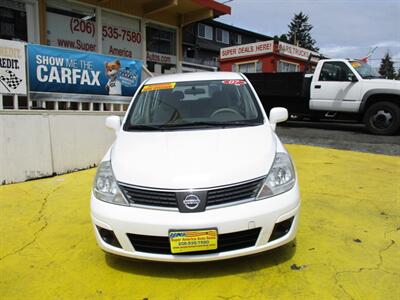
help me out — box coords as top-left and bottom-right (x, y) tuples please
(142, 82), (176, 92)
(169, 229), (218, 254)
(222, 80), (247, 85)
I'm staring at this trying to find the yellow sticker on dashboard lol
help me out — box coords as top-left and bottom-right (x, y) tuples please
(141, 82), (176, 92)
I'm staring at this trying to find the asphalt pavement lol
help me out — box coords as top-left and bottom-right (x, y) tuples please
(277, 121), (400, 156)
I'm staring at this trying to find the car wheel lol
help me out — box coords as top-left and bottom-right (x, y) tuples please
(363, 101), (400, 135)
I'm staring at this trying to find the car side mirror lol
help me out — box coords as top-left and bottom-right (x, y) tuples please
(269, 107), (288, 131)
(106, 115), (121, 134)
(348, 74), (358, 82)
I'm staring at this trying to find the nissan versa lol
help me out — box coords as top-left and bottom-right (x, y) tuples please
(90, 72), (300, 262)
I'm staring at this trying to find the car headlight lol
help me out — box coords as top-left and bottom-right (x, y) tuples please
(93, 161), (128, 206)
(257, 152), (296, 199)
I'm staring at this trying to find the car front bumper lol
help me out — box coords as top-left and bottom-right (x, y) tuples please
(90, 182), (300, 262)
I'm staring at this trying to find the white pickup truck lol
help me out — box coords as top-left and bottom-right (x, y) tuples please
(246, 59), (400, 135)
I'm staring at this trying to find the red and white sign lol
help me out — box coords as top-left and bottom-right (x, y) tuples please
(46, 11), (143, 59)
(146, 51), (177, 65)
(101, 11), (142, 59)
(47, 12), (97, 52)
(220, 40), (274, 60)
(278, 42), (319, 62)
(222, 80), (246, 85)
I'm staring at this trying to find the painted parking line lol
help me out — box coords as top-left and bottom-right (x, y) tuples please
(1, 145), (399, 300)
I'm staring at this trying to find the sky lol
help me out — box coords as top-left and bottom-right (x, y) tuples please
(216, 0), (400, 68)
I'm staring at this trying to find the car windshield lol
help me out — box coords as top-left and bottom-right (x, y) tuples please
(350, 61), (382, 79)
(124, 79), (264, 131)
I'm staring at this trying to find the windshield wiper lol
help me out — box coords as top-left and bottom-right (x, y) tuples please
(159, 121), (262, 129)
(363, 75), (383, 79)
(125, 124), (166, 131)
(125, 121), (262, 131)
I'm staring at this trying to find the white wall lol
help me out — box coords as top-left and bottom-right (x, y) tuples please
(0, 111), (122, 184)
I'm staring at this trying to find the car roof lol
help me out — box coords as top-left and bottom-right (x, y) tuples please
(145, 72), (244, 84)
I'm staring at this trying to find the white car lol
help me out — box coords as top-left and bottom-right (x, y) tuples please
(90, 72), (300, 262)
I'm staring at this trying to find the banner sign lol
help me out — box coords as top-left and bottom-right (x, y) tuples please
(47, 12), (97, 52)
(0, 39), (27, 95)
(220, 40), (274, 60)
(278, 42), (319, 62)
(28, 44), (142, 97)
(46, 11), (142, 59)
(101, 11), (142, 59)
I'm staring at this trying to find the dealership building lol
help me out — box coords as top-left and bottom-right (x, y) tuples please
(0, 0), (230, 74)
(219, 40), (320, 73)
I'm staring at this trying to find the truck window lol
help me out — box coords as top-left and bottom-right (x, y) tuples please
(319, 62), (354, 82)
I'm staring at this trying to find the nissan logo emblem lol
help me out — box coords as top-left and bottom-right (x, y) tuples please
(183, 194), (201, 210)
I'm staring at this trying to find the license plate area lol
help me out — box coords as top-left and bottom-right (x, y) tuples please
(169, 229), (218, 254)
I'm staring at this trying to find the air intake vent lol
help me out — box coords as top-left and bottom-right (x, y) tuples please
(127, 228), (261, 255)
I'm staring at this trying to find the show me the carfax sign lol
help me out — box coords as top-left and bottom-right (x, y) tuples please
(0, 39), (27, 95)
(28, 44), (142, 99)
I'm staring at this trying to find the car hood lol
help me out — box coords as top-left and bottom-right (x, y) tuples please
(363, 79), (400, 89)
(111, 124), (276, 189)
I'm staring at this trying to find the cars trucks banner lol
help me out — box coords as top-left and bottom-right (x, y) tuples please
(0, 39), (27, 95)
(277, 42), (319, 62)
(28, 44), (142, 99)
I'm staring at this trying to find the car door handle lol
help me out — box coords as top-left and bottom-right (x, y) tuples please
(314, 85), (321, 89)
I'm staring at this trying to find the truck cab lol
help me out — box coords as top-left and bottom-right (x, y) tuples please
(310, 59), (400, 135)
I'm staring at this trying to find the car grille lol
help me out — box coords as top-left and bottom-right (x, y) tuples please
(127, 228), (261, 255)
(206, 179), (264, 207)
(118, 177), (264, 210)
(118, 184), (177, 208)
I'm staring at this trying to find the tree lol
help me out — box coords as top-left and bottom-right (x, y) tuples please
(273, 34), (288, 43)
(396, 67), (400, 80)
(379, 53), (396, 79)
(286, 12), (319, 52)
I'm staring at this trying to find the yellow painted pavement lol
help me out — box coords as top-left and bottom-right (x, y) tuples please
(0, 145), (399, 300)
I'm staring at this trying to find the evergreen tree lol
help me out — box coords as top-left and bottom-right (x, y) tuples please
(379, 53), (396, 79)
(273, 34), (289, 43)
(396, 67), (400, 80)
(286, 12), (319, 52)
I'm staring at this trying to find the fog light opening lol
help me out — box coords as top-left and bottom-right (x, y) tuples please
(269, 217), (294, 242)
(96, 226), (122, 248)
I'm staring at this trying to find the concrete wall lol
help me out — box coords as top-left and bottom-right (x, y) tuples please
(0, 111), (123, 184)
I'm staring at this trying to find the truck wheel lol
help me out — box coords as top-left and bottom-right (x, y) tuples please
(363, 101), (400, 135)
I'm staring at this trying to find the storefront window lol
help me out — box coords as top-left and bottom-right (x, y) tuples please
(146, 24), (176, 55)
(101, 10), (142, 59)
(146, 23), (177, 74)
(46, 0), (96, 52)
(0, 0), (27, 41)
(238, 62), (256, 73)
(278, 61), (299, 72)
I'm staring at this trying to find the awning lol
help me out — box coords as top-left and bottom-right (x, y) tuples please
(80, 0), (231, 27)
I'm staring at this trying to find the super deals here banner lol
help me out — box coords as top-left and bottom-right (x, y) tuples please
(28, 44), (142, 97)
